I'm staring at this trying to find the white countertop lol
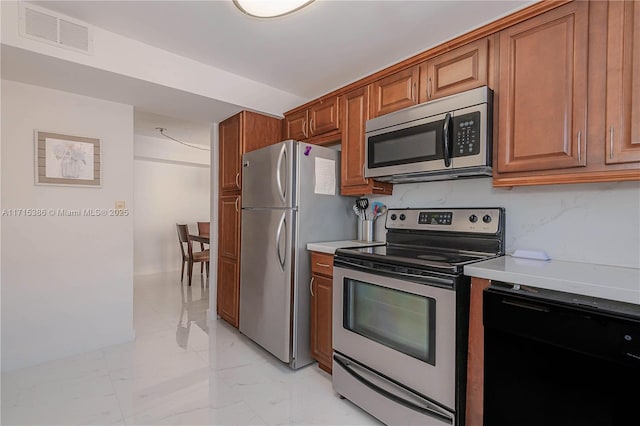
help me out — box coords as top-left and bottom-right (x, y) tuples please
(306, 240), (385, 255)
(464, 256), (640, 305)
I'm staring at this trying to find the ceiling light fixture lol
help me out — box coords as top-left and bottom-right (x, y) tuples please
(233, 0), (315, 18)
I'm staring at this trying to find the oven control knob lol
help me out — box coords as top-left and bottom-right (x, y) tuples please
(483, 215), (492, 223)
(469, 214), (478, 223)
(399, 214), (406, 221)
(390, 214), (397, 220)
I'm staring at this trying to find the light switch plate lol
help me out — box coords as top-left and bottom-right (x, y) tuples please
(115, 200), (126, 209)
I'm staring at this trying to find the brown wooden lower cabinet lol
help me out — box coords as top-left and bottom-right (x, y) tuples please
(310, 273), (333, 374)
(310, 251), (334, 373)
(466, 277), (491, 426)
(217, 256), (239, 328)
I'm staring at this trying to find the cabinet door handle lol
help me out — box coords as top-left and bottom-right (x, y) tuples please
(310, 117), (314, 134)
(310, 276), (315, 297)
(577, 131), (581, 162)
(411, 82), (416, 102)
(427, 77), (432, 99)
(302, 120), (308, 138)
(235, 172), (240, 189)
(234, 197), (239, 213)
(610, 126), (614, 159)
(316, 262), (330, 268)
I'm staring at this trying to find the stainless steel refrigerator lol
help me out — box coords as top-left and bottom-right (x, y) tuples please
(239, 140), (355, 369)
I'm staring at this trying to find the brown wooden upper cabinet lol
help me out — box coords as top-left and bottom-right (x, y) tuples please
(283, 95), (341, 144)
(370, 66), (419, 118)
(341, 86), (393, 196)
(419, 38), (489, 102)
(219, 111), (281, 194)
(309, 96), (340, 136)
(605, 0), (640, 165)
(284, 109), (309, 141)
(496, 1), (589, 174)
(219, 113), (242, 192)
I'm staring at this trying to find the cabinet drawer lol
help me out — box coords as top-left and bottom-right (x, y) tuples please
(311, 252), (334, 276)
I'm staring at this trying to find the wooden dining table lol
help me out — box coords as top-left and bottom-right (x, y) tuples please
(189, 234), (209, 244)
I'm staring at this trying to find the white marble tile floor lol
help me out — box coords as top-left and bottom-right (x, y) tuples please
(1, 272), (380, 425)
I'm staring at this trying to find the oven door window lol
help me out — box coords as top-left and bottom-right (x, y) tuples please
(344, 278), (436, 365)
(367, 120), (444, 169)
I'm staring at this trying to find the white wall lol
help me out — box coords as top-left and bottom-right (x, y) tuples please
(1, 80), (135, 372)
(371, 178), (640, 269)
(135, 134), (210, 166)
(133, 145), (210, 275)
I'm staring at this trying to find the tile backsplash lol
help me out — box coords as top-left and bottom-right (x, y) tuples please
(370, 178), (640, 269)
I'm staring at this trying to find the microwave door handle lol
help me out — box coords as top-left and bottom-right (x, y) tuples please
(442, 112), (452, 168)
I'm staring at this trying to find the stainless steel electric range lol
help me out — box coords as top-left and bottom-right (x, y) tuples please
(332, 207), (505, 426)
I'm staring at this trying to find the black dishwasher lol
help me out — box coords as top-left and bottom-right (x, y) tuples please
(483, 283), (640, 426)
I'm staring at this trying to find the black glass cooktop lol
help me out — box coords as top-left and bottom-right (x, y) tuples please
(336, 244), (495, 274)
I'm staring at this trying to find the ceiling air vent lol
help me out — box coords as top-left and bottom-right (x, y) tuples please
(19, 4), (93, 54)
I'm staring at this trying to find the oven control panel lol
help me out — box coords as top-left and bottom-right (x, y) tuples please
(387, 208), (503, 234)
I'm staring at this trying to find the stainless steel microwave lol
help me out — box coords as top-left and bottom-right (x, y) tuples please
(364, 86), (493, 183)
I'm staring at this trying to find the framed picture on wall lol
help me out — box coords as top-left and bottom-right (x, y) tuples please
(34, 131), (101, 187)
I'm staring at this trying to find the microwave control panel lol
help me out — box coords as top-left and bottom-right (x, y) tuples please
(453, 111), (481, 157)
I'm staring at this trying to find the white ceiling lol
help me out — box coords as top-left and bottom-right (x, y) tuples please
(32, 0), (533, 100)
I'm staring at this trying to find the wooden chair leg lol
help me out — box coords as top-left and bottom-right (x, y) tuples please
(188, 260), (193, 286)
(205, 261), (209, 278)
(181, 260), (185, 281)
(200, 243), (205, 274)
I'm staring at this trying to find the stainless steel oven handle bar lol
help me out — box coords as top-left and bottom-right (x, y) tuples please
(334, 259), (452, 286)
(334, 353), (454, 425)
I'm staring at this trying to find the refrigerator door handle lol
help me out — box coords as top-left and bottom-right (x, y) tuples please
(275, 212), (286, 270)
(276, 144), (287, 204)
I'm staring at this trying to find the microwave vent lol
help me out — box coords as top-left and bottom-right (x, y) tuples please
(20, 4), (92, 54)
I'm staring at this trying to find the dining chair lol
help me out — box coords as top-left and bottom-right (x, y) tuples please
(197, 221), (210, 273)
(176, 224), (209, 286)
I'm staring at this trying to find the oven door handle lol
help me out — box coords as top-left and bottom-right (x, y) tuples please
(334, 259), (453, 287)
(334, 354), (454, 424)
